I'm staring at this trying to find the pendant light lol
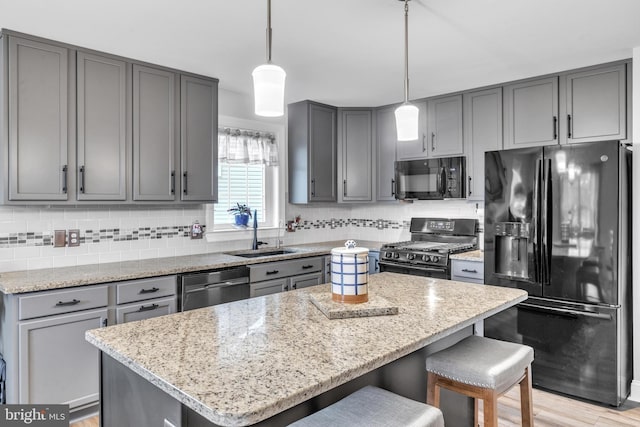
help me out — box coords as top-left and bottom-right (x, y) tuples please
(395, 0), (419, 141)
(252, 0), (286, 117)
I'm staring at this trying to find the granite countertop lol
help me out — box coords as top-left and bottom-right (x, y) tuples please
(0, 240), (386, 294)
(450, 249), (484, 261)
(86, 272), (527, 427)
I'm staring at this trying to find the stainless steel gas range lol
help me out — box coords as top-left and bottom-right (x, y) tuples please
(379, 218), (478, 279)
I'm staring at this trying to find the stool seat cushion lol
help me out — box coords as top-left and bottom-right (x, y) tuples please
(288, 385), (444, 427)
(425, 336), (534, 393)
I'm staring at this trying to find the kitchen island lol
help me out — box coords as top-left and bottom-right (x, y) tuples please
(86, 272), (526, 426)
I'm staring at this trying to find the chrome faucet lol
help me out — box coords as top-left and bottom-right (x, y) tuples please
(252, 210), (267, 250)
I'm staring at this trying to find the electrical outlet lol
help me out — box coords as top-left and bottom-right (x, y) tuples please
(54, 230), (66, 247)
(68, 229), (80, 247)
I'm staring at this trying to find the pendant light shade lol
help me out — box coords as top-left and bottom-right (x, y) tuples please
(395, 102), (419, 141)
(253, 63), (286, 117)
(395, 0), (419, 141)
(253, 0), (286, 117)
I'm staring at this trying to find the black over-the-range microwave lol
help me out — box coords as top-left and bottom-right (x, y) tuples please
(394, 156), (466, 200)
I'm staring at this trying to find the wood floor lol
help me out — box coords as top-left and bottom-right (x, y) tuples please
(70, 388), (640, 427)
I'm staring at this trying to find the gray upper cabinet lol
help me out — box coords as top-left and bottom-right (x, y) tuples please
(288, 101), (337, 203)
(427, 94), (463, 157)
(6, 36), (70, 201)
(132, 64), (178, 201)
(180, 75), (218, 202)
(76, 52), (128, 201)
(504, 76), (559, 149)
(338, 109), (372, 202)
(463, 87), (503, 200)
(563, 63), (626, 144)
(396, 100), (428, 160)
(375, 106), (397, 201)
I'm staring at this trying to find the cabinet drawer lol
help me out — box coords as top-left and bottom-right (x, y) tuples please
(116, 276), (176, 304)
(291, 272), (323, 290)
(250, 278), (288, 298)
(19, 285), (109, 320)
(249, 257), (323, 282)
(116, 296), (177, 323)
(451, 259), (484, 283)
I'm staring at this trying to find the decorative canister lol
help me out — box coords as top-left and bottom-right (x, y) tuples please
(331, 240), (369, 303)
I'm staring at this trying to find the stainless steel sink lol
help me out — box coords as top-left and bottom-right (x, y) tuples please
(226, 249), (295, 258)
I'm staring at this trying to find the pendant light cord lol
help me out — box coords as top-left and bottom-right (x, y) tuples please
(266, 0), (273, 63)
(403, 0), (409, 103)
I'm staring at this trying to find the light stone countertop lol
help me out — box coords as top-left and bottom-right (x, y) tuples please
(86, 272), (527, 427)
(0, 240), (386, 294)
(450, 249), (484, 261)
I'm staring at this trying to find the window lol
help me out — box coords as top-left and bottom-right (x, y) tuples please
(214, 163), (266, 226)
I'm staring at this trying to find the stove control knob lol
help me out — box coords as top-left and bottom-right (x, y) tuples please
(385, 251), (393, 258)
(432, 256), (440, 263)
(407, 253), (415, 260)
(393, 252), (400, 259)
(421, 255), (429, 262)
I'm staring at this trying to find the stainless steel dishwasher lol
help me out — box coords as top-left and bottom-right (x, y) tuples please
(179, 266), (250, 311)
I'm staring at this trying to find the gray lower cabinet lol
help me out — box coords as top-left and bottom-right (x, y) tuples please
(288, 101), (337, 203)
(115, 276), (177, 323)
(290, 272), (323, 290)
(180, 75), (218, 202)
(368, 250), (380, 275)
(76, 51), (128, 201)
(249, 257), (323, 296)
(116, 296), (176, 323)
(504, 76), (559, 149)
(375, 107), (397, 201)
(564, 63), (627, 144)
(250, 278), (289, 297)
(395, 100), (428, 160)
(338, 109), (373, 202)
(133, 64), (178, 201)
(463, 87), (503, 200)
(6, 35), (70, 201)
(427, 94), (463, 157)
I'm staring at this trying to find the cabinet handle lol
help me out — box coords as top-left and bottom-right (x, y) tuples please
(553, 116), (558, 140)
(62, 165), (68, 194)
(139, 287), (160, 294)
(102, 318), (108, 327)
(468, 176), (472, 197)
(79, 166), (85, 193)
(461, 269), (478, 274)
(171, 171), (175, 195)
(311, 179), (315, 197)
(422, 133), (426, 152)
(284, 284), (289, 291)
(343, 179), (347, 197)
(431, 132), (436, 151)
(56, 298), (80, 307)
(302, 264), (314, 270)
(391, 179), (396, 197)
(375, 259), (379, 272)
(567, 114), (572, 139)
(183, 171), (188, 195)
(138, 303), (159, 312)
(266, 270), (279, 275)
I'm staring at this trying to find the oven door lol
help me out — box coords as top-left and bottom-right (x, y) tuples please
(379, 261), (449, 279)
(395, 159), (446, 200)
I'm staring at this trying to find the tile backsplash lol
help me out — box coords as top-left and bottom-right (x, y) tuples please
(0, 200), (482, 273)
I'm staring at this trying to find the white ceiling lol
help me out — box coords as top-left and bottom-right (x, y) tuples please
(2, 0), (640, 107)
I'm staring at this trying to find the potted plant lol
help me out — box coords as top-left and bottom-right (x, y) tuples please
(227, 203), (252, 227)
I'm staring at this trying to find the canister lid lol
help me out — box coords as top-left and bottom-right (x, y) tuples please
(331, 240), (369, 255)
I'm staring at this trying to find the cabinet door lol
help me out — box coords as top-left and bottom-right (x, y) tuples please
(368, 251), (380, 274)
(564, 64), (626, 144)
(133, 64), (177, 201)
(504, 76), (559, 149)
(250, 278), (288, 298)
(8, 36), (69, 201)
(427, 94), (463, 156)
(375, 107), (397, 201)
(396, 100), (428, 160)
(290, 272), (323, 290)
(76, 52), (127, 200)
(340, 109), (372, 202)
(180, 75), (218, 202)
(463, 88), (503, 200)
(309, 103), (337, 202)
(116, 296), (176, 323)
(18, 308), (107, 409)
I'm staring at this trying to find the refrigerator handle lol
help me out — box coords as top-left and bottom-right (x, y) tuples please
(533, 159), (542, 283)
(519, 302), (613, 321)
(541, 158), (552, 285)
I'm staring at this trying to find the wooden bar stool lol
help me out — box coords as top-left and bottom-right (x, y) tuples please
(289, 385), (444, 427)
(425, 335), (534, 427)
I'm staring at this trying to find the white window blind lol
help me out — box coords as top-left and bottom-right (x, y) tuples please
(214, 163), (266, 226)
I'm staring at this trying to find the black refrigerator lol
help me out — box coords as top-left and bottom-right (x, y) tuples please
(483, 140), (632, 406)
